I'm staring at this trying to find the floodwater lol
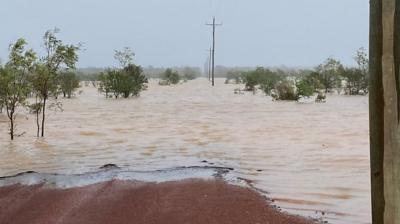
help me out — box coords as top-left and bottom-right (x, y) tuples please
(0, 78), (370, 224)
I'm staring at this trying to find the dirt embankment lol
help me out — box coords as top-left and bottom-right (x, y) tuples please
(0, 179), (314, 224)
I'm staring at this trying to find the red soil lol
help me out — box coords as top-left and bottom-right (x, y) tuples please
(0, 179), (314, 224)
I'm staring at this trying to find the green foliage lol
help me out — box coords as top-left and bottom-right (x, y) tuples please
(114, 47), (134, 68)
(316, 57), (345, 93)
(302, 72), (324, 92)
(161, 68), (180, 85)
(273, 79), (298, 101)
(121, 64), (148, 97)
(99, 48), (147, 98)
(225, 71), (244, 84)
(98, 69), (117, 98)
(59, 72), (80, 98)
(342, 67), (368, 95)
(296, 79), (314, 98)
(350, 47), (369, 94)
(0, 38), (36, 140)
(244, 67), (281, 93)
(181, 67), (200, 81)
(98, 65), (148, 98)
(32, 28), (80, 137)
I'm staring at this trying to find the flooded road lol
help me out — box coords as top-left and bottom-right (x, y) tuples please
(0, 78), (370, 224)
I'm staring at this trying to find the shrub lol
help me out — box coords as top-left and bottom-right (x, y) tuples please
(98, 64), (148, 98)
(296, 79), (314, 99)
(161, 68), (180, 85)
(273, 80), (297, 101)
(342, 67), (367, 95)
(315, 91), (327, 103)
(225, 71), (244, 84)
(244, 67), (281, 92)
(59, 72), (80, 98)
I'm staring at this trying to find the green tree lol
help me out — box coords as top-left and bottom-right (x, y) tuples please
(0, 38), (36, 140)
(302, 71), (324, 92)
(181, 67), (199, 81)
(120, 64), (148, 97)
(296, 79), (314, 99)
(59, 71), (80, 98)
(316, 57), (344, 93)
(273, 79), (297, 101)
(342, 67), (365, 95)
(98, 50), (148, 98)
(354, 47), (369, 94)
(114, 47), (134, 68)
(161, 68), (180, 85)
(98, 70), (114, 98)
(32, 28), (80, 137)
(243, 67), (281, 94)
(225, 71), (244, 84)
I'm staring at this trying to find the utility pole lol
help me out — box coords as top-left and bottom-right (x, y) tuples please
(206, 17), (222, 86)
(208, 48), (212, 81)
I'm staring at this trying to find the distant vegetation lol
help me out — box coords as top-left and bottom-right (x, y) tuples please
(159, 68), (181, 85)
(144, 66), (201, 80)
(227, 47), (369, 102)
(73, 66), (202, 82)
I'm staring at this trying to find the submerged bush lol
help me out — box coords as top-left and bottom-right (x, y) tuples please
(59, 72), (80, 98)
(273, 80), (297, 101)
(98, 64), (148, 98)
(315, 92), (327, 103)
(225, 71), (244, 84)
(295, 79), (314, 99)
(160, 68), (180, 85)
(243, 67), (281, 92)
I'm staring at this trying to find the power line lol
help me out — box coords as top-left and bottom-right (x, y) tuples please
(206, 17), (222, 86)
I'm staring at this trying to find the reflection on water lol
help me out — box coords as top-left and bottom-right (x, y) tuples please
(0, 78), (370, 224)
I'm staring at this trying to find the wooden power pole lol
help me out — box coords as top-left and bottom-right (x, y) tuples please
(370, 0), (400, 223)
(206, 17), (222, 86)
(208, 48), (212, 81)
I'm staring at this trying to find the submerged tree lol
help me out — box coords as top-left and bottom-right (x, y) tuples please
(295, 79), (314, 99)
(272, 79), (297, 101)
(0, 39), (36, 140)
(120, 64), (148, 97)
(59, 71), (80, 98)
(243, 67), (281, 93)
(114, 47), (134, 68)
(316, 57), (344, 93)
(160, 68), (180, 85)
(32, 28), (80, 137)
(181, 66), (200, 81)
(225, 71), (244, 84)
(99, 49), (148, 98)
(342, 67), (366, 95)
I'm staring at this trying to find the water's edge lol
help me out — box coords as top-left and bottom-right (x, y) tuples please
(0, 165), (321, 223)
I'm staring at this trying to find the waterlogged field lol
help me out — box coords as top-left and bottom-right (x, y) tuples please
(0, 78), (370, 224)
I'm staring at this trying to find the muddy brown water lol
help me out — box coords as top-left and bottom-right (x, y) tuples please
(0, 78), (370, 224)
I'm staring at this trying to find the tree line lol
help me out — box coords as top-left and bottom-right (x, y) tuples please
(226, 47), (369, 101)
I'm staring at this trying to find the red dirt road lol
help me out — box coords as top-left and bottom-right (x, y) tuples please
(0, 179), (314, 224)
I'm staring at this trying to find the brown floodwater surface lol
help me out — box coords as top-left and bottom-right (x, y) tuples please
(0, 78), (370, 224)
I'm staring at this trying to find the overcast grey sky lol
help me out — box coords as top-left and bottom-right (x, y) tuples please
(0, 0), (368, 68)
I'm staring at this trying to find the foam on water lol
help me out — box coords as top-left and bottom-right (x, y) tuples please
(0, 166), (239, 189)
